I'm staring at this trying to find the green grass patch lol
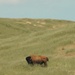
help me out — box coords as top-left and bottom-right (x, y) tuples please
(0, 18), (75, 75)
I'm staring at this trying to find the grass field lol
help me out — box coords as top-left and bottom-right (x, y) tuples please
(0, 18), (75, 75)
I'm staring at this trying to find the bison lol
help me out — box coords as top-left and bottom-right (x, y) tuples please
(26, 55), (49, 66)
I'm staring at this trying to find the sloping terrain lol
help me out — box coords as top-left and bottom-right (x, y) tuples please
(0, 18), (75, 75)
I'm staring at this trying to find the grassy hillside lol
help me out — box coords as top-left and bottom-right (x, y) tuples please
(0, 18), (75, 75)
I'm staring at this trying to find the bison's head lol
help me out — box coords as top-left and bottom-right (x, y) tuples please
(26, 56), (33, 64)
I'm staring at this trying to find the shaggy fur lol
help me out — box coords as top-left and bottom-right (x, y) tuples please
(26, 55), (49, 66)
(26, 56), (33, 64)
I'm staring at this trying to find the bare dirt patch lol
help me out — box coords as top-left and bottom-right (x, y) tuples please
(37, 21), (46, 25)
(56, 44), (75, 58)
(26, 21), (32, 24)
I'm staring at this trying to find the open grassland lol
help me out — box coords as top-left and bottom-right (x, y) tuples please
(0, 18), (75, 75)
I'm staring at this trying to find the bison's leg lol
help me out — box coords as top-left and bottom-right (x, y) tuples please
(43, 62), (47, 66)
(40, 61), (44, 65)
